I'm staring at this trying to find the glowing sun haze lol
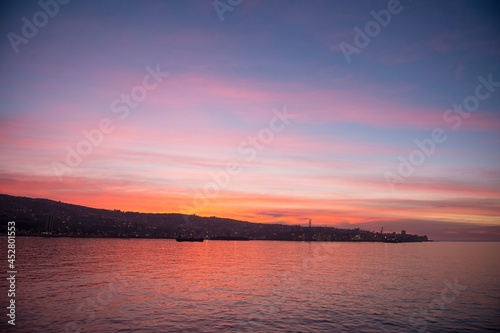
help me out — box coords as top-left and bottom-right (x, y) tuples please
(1, 0), (499, 240)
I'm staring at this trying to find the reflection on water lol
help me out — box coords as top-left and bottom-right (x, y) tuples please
(0, 238), (499, 332)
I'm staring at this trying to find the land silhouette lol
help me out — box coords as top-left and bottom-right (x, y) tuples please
(0, 194), (428, 242)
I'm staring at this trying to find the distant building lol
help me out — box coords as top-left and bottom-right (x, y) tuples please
(402, 230), (406, 235)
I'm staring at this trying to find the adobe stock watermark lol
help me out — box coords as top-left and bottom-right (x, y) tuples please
(178, 106), (295, 223)
(236, 292), (284, 333)
(7, 0), (71, 54)
(409, 278), (467, 332)
(51, 64), (169, 181)
(64, 272), (130, 333)
(237, 240), (340, 332)
(385, 73), (500, 191)
(301, 238), (341, 273)
(339, 0), (407, 64)
(213, 0), (242, 22)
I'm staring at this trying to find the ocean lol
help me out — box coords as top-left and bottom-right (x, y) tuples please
(1, 237), (499, 332)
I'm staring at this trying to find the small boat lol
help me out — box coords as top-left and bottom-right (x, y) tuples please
(176, 236), (204, 242)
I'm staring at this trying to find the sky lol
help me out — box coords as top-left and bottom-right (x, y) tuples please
(1, 0), (499, 240)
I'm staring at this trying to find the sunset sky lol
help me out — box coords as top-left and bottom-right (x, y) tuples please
(1, 0), (499, 240)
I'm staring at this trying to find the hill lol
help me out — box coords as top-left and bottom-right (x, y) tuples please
(0, 194), (428, 242)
